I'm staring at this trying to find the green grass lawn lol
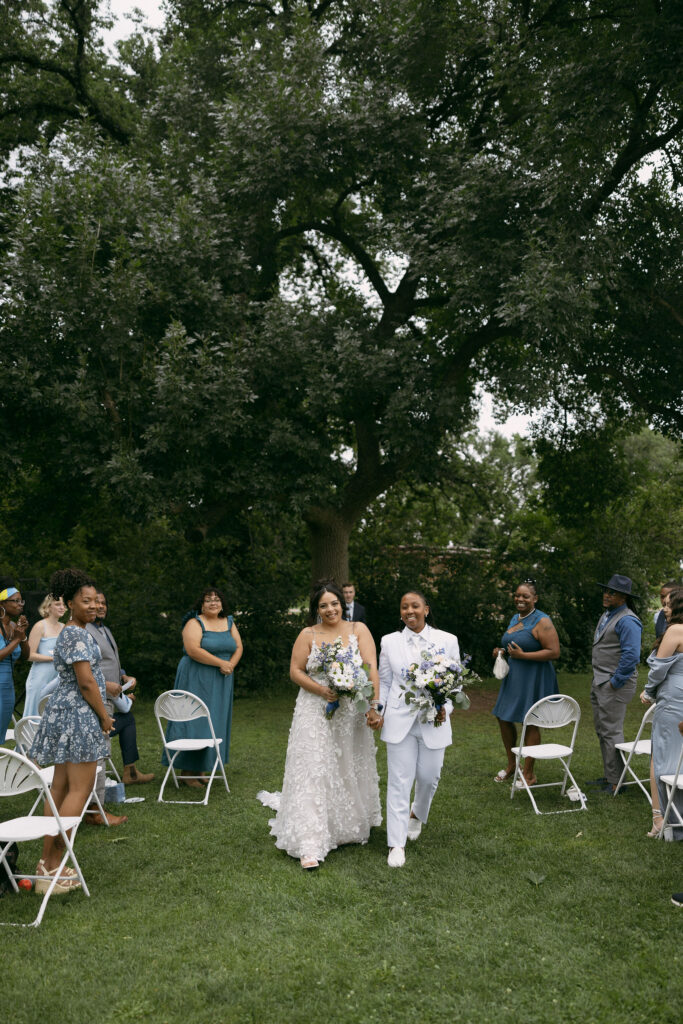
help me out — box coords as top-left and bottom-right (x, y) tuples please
(1, 671), (681, 1024)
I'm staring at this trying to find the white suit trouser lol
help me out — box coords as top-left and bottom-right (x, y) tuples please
(385, 717), (446, 848)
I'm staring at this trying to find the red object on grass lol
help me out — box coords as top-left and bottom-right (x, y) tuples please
(18, 879), (33, 891)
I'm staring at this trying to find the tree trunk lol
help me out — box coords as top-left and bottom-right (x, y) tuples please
(305, 508), (353, 585)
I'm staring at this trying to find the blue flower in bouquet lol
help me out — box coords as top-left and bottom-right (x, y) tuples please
(310, 637), (375, 720)
(400, 648), (478, 726)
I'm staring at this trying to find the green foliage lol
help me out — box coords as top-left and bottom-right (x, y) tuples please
(1, 1), (681, 624)
(351, 428), (683, 673)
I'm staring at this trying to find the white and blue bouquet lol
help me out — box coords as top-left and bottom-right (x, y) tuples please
(401, 649), (477, 725)
(312, 638), (375, 719)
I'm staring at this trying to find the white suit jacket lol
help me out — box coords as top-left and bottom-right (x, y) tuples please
(379, 626), (460, 750)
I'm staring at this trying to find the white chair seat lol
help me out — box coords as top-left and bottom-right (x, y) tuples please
(4, 730), (14, 743)
(660, 773), (683, 789)
(0, 815), (82, 842)
(615, 739), (651, 756)
(38, 766), (55, 785)
(164, 738), (217, 751)
(513, 743), (574, 759)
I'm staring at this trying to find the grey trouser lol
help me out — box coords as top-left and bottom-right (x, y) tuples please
(590, 678), (637, 784)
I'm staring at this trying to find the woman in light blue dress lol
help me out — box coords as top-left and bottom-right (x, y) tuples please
(641, 586), (683, 839)
(28, 568), (115, 894)
(24, 593), (65, 716)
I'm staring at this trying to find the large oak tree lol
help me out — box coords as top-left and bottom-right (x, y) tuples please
(2, 0), (681, 582)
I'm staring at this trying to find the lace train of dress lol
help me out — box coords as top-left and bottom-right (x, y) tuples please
(258, 637), (381, 861)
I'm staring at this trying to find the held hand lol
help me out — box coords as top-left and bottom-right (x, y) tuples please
(106, 681), (123, 698)
(436, 707), (447, 724)
(507, 641), (524, 659)
(319, 685), (337, 701)
(640, 691), (654, 705)
(100, 713), (116, 736)
(365, 710), (383, 731)
(492, 646), (504, 658)
(123, 676), (137, 690)
(219, 661), (234, 675)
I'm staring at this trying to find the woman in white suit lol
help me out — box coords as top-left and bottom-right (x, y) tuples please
(378, 591), (460, 868)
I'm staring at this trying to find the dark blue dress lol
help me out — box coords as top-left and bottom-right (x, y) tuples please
(163, 615), (236, 771)
(492, 609), (559, 722)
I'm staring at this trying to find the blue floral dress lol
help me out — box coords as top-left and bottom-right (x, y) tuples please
(29, 625), (110, 765)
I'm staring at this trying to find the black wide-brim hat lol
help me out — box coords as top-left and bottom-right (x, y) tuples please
(597, 573), (639, 598)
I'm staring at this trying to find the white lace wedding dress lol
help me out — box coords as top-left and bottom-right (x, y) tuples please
(258, 635), (381, 862)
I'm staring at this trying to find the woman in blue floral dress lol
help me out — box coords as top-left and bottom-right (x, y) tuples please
(28, 568), (115, 894)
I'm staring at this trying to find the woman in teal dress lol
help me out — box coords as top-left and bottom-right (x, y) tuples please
(492, 580), (560, 786)
(163, 588), (243, 786)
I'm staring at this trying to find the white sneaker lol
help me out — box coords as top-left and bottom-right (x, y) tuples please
(387, 847), (405, 868)
(407, 817), (422, 841)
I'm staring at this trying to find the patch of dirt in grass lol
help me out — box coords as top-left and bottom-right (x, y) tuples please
(464, 688), (498, 713)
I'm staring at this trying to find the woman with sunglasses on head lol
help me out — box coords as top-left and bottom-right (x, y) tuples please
(0, 584), (29, 743)
(162, 587), (243, 787)
(491, 579), (560, 787)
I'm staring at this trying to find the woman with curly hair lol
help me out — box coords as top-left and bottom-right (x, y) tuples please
(28, 568), (115, 893)
(641, 586), (683, 838)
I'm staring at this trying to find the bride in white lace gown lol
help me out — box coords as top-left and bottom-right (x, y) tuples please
(258, 582), (382, 869)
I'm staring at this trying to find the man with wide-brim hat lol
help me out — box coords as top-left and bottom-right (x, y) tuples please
(589, 573), (642, 793)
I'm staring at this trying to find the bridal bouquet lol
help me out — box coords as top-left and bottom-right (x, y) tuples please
(312, 638), (375, 719)
(401, 649), (477, 726)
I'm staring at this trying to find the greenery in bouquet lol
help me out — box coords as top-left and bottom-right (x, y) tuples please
(311, 638), (374, 719)
(401, 650), (478, 726)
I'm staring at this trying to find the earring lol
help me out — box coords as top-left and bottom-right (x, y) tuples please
(316, 614), (322, 624)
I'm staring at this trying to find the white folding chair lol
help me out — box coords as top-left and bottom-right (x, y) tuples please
(37, 694), (51, 716)
(0, 749), (89, 928)
(105, 756), (122, 783)
(13, 717), (42, 757)
(2, 713), (18, 747)
(155, 690), (229, 806)
(613, 702), (655, 802)
(12, 717), (109, 825)
(658, 736), (683, 841)
(511, 694), (587, 815)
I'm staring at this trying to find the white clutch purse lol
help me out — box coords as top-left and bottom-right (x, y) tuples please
(493, 651), (509, 680)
